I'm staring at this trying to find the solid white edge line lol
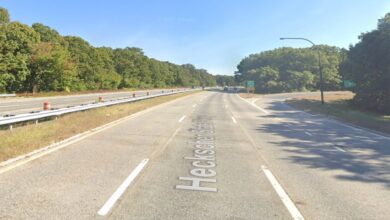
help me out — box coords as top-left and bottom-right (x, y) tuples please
(236, 95), (269, 114)
(341, 124), (362, 132)
(334, 146), (346, 152)
(252, 100), (270, 114)
(231, 116), (237, 124)
(178, 115), (186, 123)
(98, 159), (149, 216)
(261, 165), (305, 220)
(284, 99), (390, 141)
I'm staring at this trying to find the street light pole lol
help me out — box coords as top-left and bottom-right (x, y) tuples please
(280, 37), (325, 104)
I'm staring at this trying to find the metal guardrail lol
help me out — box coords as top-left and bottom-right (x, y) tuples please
(0, 94), (16, 98)
(0, 89), (196, 128)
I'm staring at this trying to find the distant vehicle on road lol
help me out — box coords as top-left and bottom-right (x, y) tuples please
(223, 86), (241, 93)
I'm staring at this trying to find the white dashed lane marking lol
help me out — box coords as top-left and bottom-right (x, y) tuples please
(304, 131), (313, 136)
(98, 159), (149, 216)
(178, 115), (186, 123)
(261, 165), (305, 220)
(334, 146), (347, 152)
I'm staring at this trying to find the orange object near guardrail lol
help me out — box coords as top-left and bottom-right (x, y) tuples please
(98, 96), (104, 102)
(43, 102), (51, 110)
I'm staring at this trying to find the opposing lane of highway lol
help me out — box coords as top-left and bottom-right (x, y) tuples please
(0, 89), (178, 115)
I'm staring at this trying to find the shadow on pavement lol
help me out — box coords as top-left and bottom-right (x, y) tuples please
(256, 101), (390, 188)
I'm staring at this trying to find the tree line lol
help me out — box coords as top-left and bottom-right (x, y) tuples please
(236, 45), (343, 93)
(215, 75), (236, 87)
(235, 13), (390, 113)
(0, 8), (216, 93)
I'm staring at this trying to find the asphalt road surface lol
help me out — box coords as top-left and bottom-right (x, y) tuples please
(0, 91), (389, 219)
(0, 89), (179, 116)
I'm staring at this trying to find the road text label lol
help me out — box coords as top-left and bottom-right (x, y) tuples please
(175, 118), (217, 192)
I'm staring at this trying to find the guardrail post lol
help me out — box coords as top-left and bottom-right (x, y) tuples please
(147, 92), (149, 96)
(132, 93), (136, 98)
(9, 124), (13, 131)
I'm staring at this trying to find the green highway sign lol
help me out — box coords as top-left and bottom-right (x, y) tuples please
(246, 80), (255, 88)
(344, 80), (356, 88)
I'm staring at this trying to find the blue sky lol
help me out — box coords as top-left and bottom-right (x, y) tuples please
(2, 0), (390, 75)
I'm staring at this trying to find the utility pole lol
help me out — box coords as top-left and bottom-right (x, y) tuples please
(280, 37), (325, 104)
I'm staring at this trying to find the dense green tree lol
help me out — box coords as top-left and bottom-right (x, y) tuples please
(94, 47), (121, 89)
(253, 66), (282, 92)
(0, 7), (10, 24)
(236, 46), (342, 93)
(114, 47), (145, 88)
(0, 22), (39, 92)
(215, 75), (235, 86)
(340, 13), (390, 113)
(63, 36), (96, 90)
(64, 37), (121, 90)
(29, 42), (77, 92)
(161, 62), (175, 86)
(32, 23), (63, 45)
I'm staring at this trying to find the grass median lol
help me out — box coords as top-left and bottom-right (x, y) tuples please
(286, 92), (390, 135)
(0, 91), (199, 162)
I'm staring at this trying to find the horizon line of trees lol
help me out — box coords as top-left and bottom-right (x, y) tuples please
(0, 7), (216, 94)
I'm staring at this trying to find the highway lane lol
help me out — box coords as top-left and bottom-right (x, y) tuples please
(0, 89), (180, 116)
(0, 91), (389, 219)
